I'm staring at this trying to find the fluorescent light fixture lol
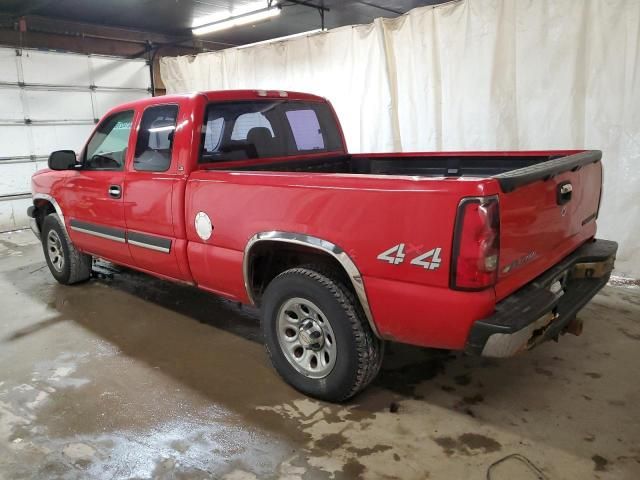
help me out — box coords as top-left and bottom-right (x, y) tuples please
(192, 1), (274, 28)
(237, 28), (323, 49)
(192, 3), (281, 36)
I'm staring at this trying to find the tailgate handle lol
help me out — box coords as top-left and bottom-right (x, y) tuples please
(557, 182), (572, 205)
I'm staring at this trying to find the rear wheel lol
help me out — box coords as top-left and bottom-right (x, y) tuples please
(261, 266), (384, 402)
(41, 213), (92, 285)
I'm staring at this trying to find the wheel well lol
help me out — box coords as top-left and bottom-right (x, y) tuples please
(246, 241), (353, 305)
(33, 200), (55, 230)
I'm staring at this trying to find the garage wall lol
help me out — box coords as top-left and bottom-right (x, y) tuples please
(161, 0), (640, 278)
(0, 47), (151, 232)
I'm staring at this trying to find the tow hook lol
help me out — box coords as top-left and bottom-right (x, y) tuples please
(565, 317), (583, 336)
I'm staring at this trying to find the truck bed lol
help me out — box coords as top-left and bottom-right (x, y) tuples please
(198, 149), (603, 304)
(209, 150), (587, 183)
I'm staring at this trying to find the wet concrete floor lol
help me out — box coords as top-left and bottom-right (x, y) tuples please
(0, 229), (639, 479)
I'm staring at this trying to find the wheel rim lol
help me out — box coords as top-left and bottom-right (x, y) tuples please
(276, 297), (337, 379)
(46, 230), (64, 272)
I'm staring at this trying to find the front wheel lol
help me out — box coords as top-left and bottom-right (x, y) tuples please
(261, 266), (384, 402)
(41, 213), (92, 285)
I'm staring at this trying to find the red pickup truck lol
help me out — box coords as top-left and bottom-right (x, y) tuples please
(29, 90), (617, 401)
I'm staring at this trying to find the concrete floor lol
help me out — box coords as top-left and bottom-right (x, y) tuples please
(0, 230), (639, 480)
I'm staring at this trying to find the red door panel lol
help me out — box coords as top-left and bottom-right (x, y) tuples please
(123, 102), (191, 282)
(65, 170), (131, 264)
(124, 174), (189, 281)
(63, 108), (136, 265)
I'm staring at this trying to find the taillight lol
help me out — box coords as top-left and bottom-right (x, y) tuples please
(450, 196), (500, 290)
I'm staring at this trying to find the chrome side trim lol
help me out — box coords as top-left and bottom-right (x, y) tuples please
(128, 239), (171, 253)
(70, 225), (126, 243)
(243, 231), (379, 337)
(128, 230), (172, 254)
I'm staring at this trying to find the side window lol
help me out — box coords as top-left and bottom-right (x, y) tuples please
(286, 109), (325, 151)
(133, 105), (179, 172)
(84, 110), (134, 170)
(231, 112), (273, 140)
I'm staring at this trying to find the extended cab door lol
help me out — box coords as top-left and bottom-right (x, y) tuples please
(122, 103), (191, 282)
(65, 109), (134, 265)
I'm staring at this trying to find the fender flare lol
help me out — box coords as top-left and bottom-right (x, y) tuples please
(32, 193), (68, 235)
(243, 231), (379, 337)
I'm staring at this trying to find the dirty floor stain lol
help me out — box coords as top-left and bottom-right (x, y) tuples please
(1, 229), (639, 479)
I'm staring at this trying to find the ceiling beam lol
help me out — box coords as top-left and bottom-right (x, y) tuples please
(284, 0), (330, 12)
(354, 1), (403, 15)
(0, 14), (235, 50)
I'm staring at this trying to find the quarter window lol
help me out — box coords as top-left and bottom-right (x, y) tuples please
(134, 105), (179, 172)
(84, 110), (133, 170)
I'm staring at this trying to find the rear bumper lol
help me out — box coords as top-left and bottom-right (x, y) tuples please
(466, 238), (617, 357)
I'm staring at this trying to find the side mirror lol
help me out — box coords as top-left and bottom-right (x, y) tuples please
(48, 150), (78, 170)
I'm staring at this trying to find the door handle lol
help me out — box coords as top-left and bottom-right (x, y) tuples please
(108, 185), (122, 199)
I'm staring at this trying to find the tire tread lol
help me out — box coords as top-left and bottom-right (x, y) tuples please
(267, 266), (384, 401)
(42, 213), (92, 284)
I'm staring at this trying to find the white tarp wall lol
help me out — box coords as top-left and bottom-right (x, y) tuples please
(161, 0), (640, 278)
(0, 48), (150, 232)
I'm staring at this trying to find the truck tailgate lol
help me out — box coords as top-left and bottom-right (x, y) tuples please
(494, 152), (603, 300)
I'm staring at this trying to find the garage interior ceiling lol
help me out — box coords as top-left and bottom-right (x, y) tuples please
(0, 1), (444, 48)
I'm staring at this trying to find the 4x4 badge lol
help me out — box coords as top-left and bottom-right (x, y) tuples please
(377, 244), (442, 270)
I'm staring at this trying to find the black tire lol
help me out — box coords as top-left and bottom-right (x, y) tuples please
(261, 266), (384, 402)
(41, 213), (92, 285)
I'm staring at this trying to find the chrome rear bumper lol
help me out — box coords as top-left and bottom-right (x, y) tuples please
(466, 239), (617, 358)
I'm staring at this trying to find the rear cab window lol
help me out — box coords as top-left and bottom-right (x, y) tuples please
(199, 100), (343, 164)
